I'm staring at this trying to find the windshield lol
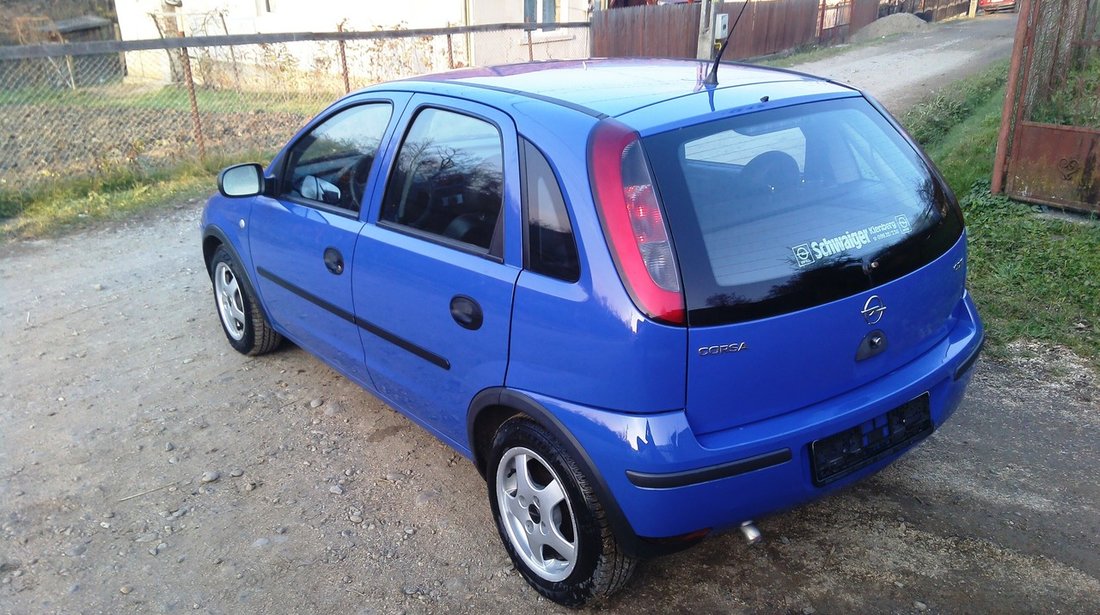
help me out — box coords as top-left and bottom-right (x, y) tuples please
(643, 97), (963, 326)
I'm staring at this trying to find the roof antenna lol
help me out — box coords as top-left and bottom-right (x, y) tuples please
(704, 1), (750, 87)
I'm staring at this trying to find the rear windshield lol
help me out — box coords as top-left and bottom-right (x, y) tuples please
(644, 97), (962, 326)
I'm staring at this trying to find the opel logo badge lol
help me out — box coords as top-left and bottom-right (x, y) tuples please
(861, 295), (886, 325)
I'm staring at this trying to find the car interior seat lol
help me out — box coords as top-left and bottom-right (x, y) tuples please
(740, 150), (801, 197)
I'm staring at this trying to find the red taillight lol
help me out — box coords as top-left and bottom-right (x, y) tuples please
(589, 120), (684, 325)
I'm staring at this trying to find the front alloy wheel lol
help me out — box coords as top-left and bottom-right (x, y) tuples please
(214, 261), (246, 342)
(208, 245), (281, 356)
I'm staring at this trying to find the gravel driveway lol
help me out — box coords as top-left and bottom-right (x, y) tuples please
(790, 13), (1019, 113)
(4, 13), (1098, 615)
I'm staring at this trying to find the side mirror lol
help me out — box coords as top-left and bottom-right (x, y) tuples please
(218, 163), (265, 198)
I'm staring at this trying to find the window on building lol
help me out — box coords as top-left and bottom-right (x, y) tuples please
(525, 0), (561, 30)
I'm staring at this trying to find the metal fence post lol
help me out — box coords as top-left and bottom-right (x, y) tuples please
(178, 44), (206, 162)
(818, 0), (828, 41)
(338, 21), (351, 94)
(447, 33), (455, 69)
(526, 29), (534, 61)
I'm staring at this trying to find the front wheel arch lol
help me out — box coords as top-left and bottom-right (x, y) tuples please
(202, 227), (271, 326)
(207, 241), (281, 356)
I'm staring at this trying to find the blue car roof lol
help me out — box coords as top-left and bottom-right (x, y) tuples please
(392, 58), (857, 119)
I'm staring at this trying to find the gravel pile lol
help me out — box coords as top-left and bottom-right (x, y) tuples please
(851, 13), (929, 43)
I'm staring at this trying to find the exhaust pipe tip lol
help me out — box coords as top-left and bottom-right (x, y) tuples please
(740, 520), (762, 545)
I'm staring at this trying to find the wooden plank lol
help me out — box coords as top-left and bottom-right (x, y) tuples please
(592, 10), (608, 56)
(850, 0), (880, 33)
(593, 1), (823, 62)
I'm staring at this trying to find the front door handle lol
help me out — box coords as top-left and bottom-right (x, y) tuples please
(450, 295), (483, 330)
(323, 247), (344, 275)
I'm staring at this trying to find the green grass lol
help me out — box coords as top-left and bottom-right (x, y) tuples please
(1, 84), (332, 116)
(901, 63), (1100, 366)
(0, 151), (273, 240)
(901, 61), (1008, 148)
(959, 185), (1099, 365)
(919, 82), (1007, 191)
(1031, 48), (1100, 128)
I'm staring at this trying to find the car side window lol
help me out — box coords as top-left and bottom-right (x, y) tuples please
(522, 140), (579, 282)
(379, 108), (504, 253)
(282, 103), (392, 213)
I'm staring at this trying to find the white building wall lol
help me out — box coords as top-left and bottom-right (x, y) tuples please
(117, 0), (466, 83)
(466, 0), (590, 67)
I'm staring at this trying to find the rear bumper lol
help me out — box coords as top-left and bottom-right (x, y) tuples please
(529, 291), (983, 548)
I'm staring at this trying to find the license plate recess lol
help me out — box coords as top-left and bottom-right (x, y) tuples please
(810, 394), (932, 486)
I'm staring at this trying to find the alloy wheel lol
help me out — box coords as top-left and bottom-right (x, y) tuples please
(495, 446), (579, 582)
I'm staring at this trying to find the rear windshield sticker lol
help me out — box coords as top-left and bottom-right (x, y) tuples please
(792, 215), (913, 267)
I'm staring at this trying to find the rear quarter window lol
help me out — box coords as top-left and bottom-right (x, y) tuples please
(522, 139), (580, 282)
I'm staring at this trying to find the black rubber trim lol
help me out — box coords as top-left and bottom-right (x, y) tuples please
(258, 266), (355, 321)
(256, 266), (450, 370)
(356, 317), (451, 370)
(203, 226), (244, 276)
(625, 448), (792, 489)
(466, 388), (716, 558)
(954, 331), (985, 380)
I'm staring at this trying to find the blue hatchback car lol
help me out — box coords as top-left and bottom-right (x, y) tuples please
(202, 58), (984, 606)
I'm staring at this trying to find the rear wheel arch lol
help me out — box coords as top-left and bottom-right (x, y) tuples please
(466, 387), (646, 558)
(469, 398), (520, 478)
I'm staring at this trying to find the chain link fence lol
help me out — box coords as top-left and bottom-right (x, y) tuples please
(0, 23), (590, 195)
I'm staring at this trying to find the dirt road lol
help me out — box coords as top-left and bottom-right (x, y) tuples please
(790, 13), (1019, 113)
(4, 13), (1098, 615)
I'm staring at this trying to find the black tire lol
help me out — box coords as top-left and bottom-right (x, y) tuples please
(209, 245), (281, 356)
(487, 417), (636, 607)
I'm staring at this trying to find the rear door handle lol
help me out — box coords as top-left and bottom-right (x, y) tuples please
(450, 295), (483, 330)
(323, 247), (344, 275)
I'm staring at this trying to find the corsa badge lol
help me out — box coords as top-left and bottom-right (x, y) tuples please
(698, 342), (747, 356)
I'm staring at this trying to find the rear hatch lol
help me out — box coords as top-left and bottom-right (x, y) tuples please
(643, 97), (965, 436)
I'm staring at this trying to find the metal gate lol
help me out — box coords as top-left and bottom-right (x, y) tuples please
(993, 0), (1100, 214)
